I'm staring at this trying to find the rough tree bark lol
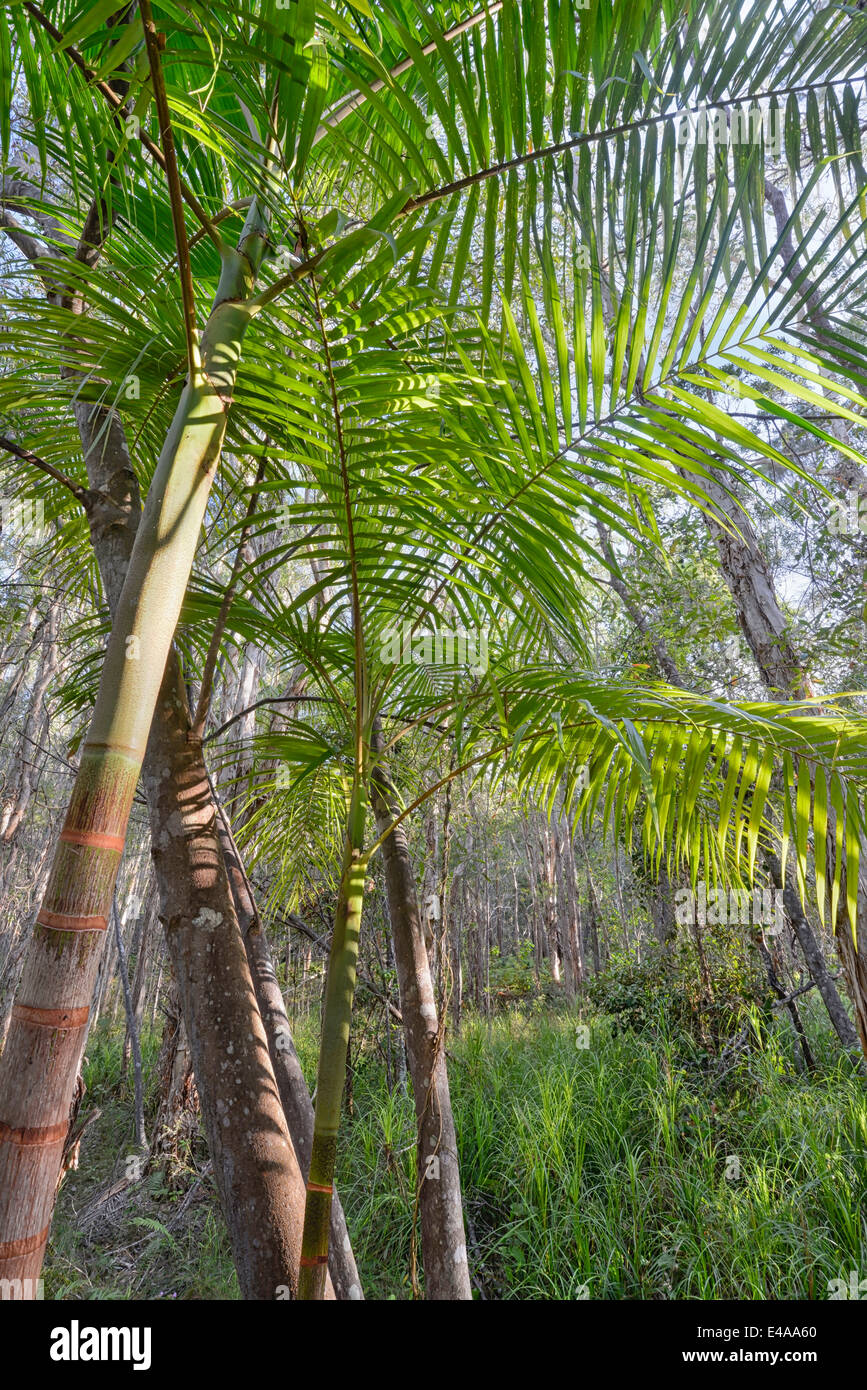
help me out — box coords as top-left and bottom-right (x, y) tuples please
(690, 463), (867, 1062)
(370, 725), (472, 1300)
(0, 178), (325, 1294)
(143, 659), (314, 1299)
(213, 792), (362, 1299)
(74, 327), (320, 1298)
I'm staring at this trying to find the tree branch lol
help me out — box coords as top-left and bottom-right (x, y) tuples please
(0, 208), (49, 267)
(403, 78), (856, 215)
(0, 176), (74, 248)
(203, 693), (335, 744)
(140, 0), (199, 376)
(24, 2), (222, 250)
(313, 2), (504, 144)
(0, 435), (89, 505)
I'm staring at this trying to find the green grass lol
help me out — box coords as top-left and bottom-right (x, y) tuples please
(45, 1025), (238, 1301)
(44, 1002), (867, 1299)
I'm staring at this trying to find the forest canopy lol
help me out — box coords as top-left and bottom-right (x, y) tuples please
(0, 0), (866, 1312)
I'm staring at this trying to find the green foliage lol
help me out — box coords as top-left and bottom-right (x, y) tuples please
(46, 1011), (867, 1300)
(5, 0), (867, 1303)
(586, 940), (765, 1049)
(3, 1), (867, 917)
(45, 1022), (236, 1302)
(488, 939), (537, 1004)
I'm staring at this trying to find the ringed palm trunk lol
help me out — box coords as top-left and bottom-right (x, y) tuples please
(70, 179), (349, 1288)
(1, 180), (343, 1294)
(0, 224), (266, 1290)
(298, 781), (368, 1300)
(70, 348), (326, 1296)
(215, 799), (363, 1299)
(369, 731), (472, 1300)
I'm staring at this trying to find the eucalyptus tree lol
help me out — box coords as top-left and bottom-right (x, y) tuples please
(370, 719), (472, 1298)
(1, 0), (867, 1305)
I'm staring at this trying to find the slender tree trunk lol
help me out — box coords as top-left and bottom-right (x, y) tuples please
(553, 817), (574, 996)
(450, 878), (463, 1032)
(424, 803), (441, 987)
(144, 659), (314, 1299)
(436, 776), (453, 1007)
(148, 950), (164, 1034)
(832, 912), (867, 1058)
(561, 817), (584, 993)
(522, 817), (544, 978)
(764, 850), (864, 1070)
(651, 860), (678, 952)
(370, 730), (472, 1300)
(148, 979), (197, 1171)
(120, 905), (145, 1074)
(751, 926), (814, 1072)
(541, 817), (563, 984)
(579, 836), (602, 975)
(124, 883), (155, 1071)
(112, 894), (146, 1149)
(298, 781), (368, 1300)
(0, 210), (275, 1292)
(213, 792), (363, 1299)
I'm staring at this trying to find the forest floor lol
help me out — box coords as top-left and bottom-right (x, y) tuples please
(43, 1003), (867, 1300)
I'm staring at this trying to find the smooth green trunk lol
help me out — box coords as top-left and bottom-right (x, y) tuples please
(0, 216), (265, 1289)
(298, 784), (368, 1300)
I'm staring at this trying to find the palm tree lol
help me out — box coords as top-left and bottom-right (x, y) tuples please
(0, 0), (867, 1299)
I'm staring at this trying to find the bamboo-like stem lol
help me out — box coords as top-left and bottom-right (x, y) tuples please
(0, 203), (268, 1292)
(191, 456), (266, 738)
(297, 257), (371, 1298)
(298, 783), (368, 1300)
